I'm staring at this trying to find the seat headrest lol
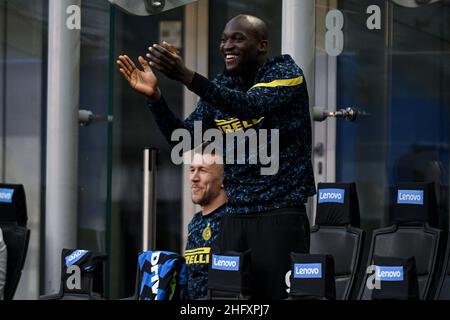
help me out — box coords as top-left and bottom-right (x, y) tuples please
(390, 182), (438, 227)
(61, 249), (107, 295)
(315, 182), (360, 227)
(289, 253), (336, 299)
(371, 255), (419, 300)
(0, 184), (27, 227)
(207, 249), (252, 295)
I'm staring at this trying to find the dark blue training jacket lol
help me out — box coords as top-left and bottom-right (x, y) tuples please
(148, 54), (316, 214)
(184, 204), (227, 299)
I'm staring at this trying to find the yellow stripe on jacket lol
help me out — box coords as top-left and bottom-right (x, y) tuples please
(250, 76), (304, 90)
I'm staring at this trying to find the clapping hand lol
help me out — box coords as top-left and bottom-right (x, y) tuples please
(117, 55), (161, 101)
(146, 41), (195, 86)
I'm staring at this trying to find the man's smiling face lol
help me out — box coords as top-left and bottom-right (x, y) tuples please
(189, 153), (223, 206)
(220, 18), (264, 77)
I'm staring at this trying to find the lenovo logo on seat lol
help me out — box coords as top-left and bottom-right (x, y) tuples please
(375, 266), (404, 282)
(397, 190), (424, 205)
(65, 250), (88, 267)
(0, 188), (14, 203)
(318, 188), (345, 204)
(212, 255), (240, 271)
(293, 263), (323, 279)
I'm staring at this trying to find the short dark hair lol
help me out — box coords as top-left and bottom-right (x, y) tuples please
(230, 14), (269, 41)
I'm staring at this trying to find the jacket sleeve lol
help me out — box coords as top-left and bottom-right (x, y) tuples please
(187, 72), (306, 119)
(147, 96), (214, 148)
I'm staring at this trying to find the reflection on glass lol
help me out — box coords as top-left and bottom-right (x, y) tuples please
(335, 0), (450, 231)
(109, 5), (185, 298)
(0, 0), (47, 299)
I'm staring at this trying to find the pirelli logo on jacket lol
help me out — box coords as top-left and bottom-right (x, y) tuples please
(185, 247), (211, 265)
(214, 117), (265, 134)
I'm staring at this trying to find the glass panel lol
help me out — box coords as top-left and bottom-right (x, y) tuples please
(389, 2), (450, 228)
(109, 5), (185, 299)
(335, 0), (449, 229)
(0, 0), (48, 299)
(336, 0), (389, 230)
(78, 0), (111, 255)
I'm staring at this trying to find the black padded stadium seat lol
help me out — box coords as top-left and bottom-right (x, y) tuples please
(288, 253), (336, 300)
(40, 249), (107, 300)
(358, 182), (442, 300)
(0, 184), (30, 300)
(434, 235), (450, 300)
(371, 255), (420, 300)
(206, 250), (252, 300)
(310, 182), (365, 300)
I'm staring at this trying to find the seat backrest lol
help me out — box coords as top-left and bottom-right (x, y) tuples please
(0, 224), (30, 300)
(315, 182), (361, 227)
(311, 226), (364, 300)
(389, 182), (439, 228)
(39, 249), (107, 300)
(359, 182), (442, 300)
(207, 249), (252, 300)
(310, 182), (365, 300)
(0, 184), (30, 300)
(435, 234), (450, 300)
(372, 255), (419, 300)
(60, 249), (107, 299)
(359, 224), (441, 300)
(289, 253), (336, 300)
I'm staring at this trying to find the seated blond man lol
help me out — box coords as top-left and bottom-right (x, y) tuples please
(184, 148), (227, 300)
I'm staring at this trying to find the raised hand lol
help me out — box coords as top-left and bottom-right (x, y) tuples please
(117, 55), (161, 100)
(146, 41), (195, 87)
